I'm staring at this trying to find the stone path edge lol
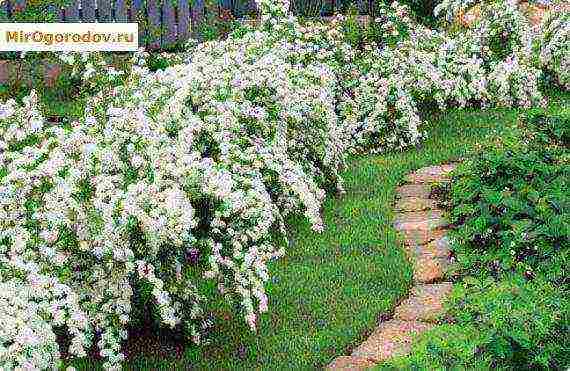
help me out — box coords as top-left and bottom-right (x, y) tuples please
(326, 163), (459, 370)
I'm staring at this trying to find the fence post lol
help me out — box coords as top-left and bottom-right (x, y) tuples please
(357, 0), (366, 15)
(115, 0), (128, 21)
(64, 0), (79, 21)
(248, 0), (258, 15)
(178, 0), (191, 45)
(97, 0), (112, 22)
(132, 0), (146, 49)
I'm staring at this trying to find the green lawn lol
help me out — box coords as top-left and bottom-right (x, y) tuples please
(73, 91), (569, 370)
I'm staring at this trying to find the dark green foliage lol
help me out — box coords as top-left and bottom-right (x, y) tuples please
(447, 276), (569, 369)
(520, 112), (570, 148)
(392, 0), (437, 26)
(448, 113), (569, 281)
(449, 150), (568, 280)
(445, 113), (570, 369)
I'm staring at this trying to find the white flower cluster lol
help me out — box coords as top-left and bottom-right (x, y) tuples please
(471, 1), (535, 63)
(488, 55), (544, 108)
(0, 277), (90, 370)
(55, 48), (193, 98)
(434, 0), (481, 23)
(0, 92), (93, 370)
(538, 8), (569, 89)
(255, 0), (290, 23)
(56, 52), (126, 95)
(340, 64), (424, 153)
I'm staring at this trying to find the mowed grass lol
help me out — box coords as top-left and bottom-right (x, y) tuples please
(74, 91), (569, 371)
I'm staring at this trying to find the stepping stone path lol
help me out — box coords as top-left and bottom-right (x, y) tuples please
(326, 163), (457, 370)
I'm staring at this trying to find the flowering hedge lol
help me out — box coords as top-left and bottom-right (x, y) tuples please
(340, 0), (556, 153)
(0, 9), (349, 368)
(1, 1), (568, 369)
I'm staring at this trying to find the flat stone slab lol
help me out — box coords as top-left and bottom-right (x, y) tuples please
(393, 211), (448, 231)
(405, 164), (457, 184)
(413, 256), (449, 283)
(394, 283), (453, 323)
(326, 356), (376, 370)
(418, 236), (451, 259)
(394, 197), (436, 212)
(402, 228), (447, 247)
(396, 184), (431, 199)
(351, 320), (433, 362)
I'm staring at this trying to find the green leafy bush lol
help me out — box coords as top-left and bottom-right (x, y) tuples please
(448, 114), (569, 281)
(394, 0), (438, 26)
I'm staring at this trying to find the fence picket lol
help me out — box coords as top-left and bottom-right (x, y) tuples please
(132, 0), (146, 47)
(357, 0), (367, 14)
(97, 0), (112, 21)
(191, 0), (205, 35)
(146, 0), (161, 49)
(177, 0), (191, 43)
(115, 0), (128, 21)
(0, 0), (372, 50)
(248, 0), (258, 14)
(82, 0), (96, 21)
(64, 0), (80, 21)
(161, 0), (177, 48)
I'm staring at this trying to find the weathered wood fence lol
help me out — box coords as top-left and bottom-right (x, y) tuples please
(0, 0), (375, 50)
(0, 0), (213, 49)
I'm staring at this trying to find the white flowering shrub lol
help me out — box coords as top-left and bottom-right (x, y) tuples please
(334, 1), (545, 153)
(54, 49), (191, 98)
(470, 1), (534, 64)
(57, 52), (126, 94)
(341, 73), (422, 154)
(255, 0), (290, 23)
(538, 8), (570, 89)
(0, 92), (93, 369)
(0, 12), (348, 368)
(366, 1), (414, 47)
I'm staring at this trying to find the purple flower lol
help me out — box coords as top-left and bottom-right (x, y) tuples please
(185, 248), (200, 265)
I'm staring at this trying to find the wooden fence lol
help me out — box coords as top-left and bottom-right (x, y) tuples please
(0, 0), (375, 50)
(0, 0), (224, 50)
